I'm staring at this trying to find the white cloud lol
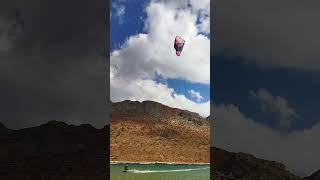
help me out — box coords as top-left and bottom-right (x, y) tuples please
(216, 0), (320, 71)
(111, 68), (210, 117)
(111, 0), (210, 84)
(115, 5), (125, 18)
(188, 89), (203, 102)
(112, 1), (126, 24)
(189, 0), (210, 12)
(250, 89), (299, 129)
(190, 0), (210, 34)
(212, 102), (320, 176)
(110, 0), (210, 116)
(197, 14), (210, 35)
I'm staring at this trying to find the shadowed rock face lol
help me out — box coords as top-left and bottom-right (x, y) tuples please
(211, 147), (301, 180)
(0, 121), (109, 180)
(110, 100), (210, 163)
(305, 170), (320, 180)
(0, 122), (5, 129)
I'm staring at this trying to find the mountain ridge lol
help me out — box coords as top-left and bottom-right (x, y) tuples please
(111, 100), (209, 125)
(0, 120), (109, 180)
(0, 119), (318, 179)
(0, 100), (318, 179)
(111, 100), (209, 117)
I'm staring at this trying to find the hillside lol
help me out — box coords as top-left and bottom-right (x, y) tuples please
(0, 119), (318, 179)
(0, 121), (109, 180)
(211, 147), (301, 180)
(305, 170), (320, 180)
(110, 100), (210, 163)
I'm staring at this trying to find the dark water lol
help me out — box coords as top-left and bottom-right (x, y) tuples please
(110, 163), (210, 180)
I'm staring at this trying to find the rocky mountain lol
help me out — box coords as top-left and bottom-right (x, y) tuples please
(0, 121), (109, 180)
(110, 100), (210, 163)
(211, 147), (301, 180)
(1, 100), (319, 179)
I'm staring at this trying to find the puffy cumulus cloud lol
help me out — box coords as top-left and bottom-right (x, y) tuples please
(188, 89), (203, 102)
(111, 67), (210, 117)
(110, 0), (210, 116)
(212, 102), (320, 176)
(197, 13), (210, 35)
(0, 0), (108, 129)
(111, 0), (210, 84)
(156, 0), (209, 14)
(189, 0), (210, 34)
(250, 89), (299, 129)
(215, 0), (320, 71)
(190, 0), (210, 12)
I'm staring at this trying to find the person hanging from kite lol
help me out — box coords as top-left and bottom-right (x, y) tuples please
(174, 36), (185, 56)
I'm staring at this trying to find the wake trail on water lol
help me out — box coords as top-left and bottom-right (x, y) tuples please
(127, 167), (209, 174)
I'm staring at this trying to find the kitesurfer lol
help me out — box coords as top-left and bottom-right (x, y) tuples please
(123, 164), (128, 173)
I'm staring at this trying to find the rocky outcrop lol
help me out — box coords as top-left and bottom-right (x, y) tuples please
(0, 121), (109, 180)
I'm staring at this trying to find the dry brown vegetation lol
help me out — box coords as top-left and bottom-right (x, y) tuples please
(110, 100), (210, 163)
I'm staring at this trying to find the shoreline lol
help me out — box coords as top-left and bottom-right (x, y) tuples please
(110, 161), (210, 165)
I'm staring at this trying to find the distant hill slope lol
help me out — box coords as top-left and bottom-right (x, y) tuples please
(211, 147), (301, 180)
(0, 121), (109, 180)
(110, 100), (210, 163)
(305, 170), (320, 180)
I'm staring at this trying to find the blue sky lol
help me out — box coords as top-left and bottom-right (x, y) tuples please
(110, 0), (147, 51)
(213, 53), (320, 131)
(110, 0), (210, 116)
(155, 74), (210, 103)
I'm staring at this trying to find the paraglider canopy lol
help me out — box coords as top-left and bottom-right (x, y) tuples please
(174, 36), (185, 56)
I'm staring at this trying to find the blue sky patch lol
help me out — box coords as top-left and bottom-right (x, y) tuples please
(212, 52), (320, 131)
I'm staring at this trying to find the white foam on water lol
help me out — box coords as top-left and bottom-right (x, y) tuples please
(128, 167), (209, 174)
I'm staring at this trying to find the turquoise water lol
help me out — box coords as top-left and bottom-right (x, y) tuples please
(110, 163), (210, 180)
